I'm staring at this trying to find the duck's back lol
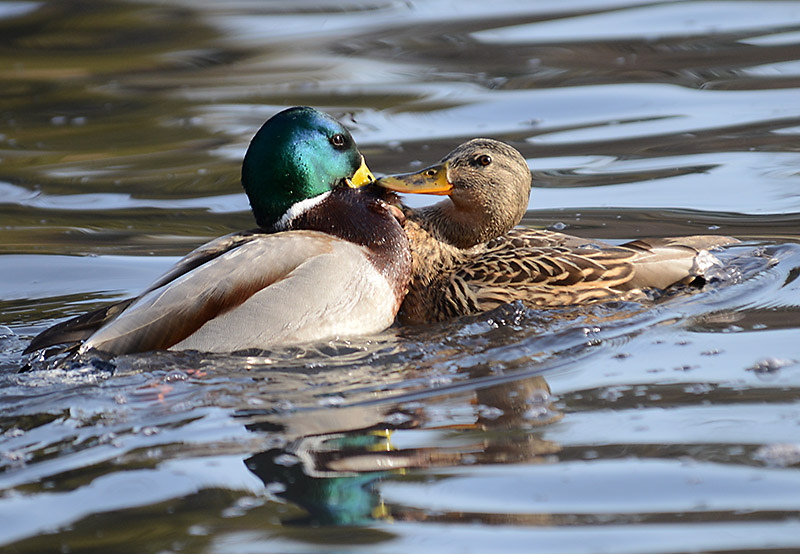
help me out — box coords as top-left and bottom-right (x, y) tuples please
(400, 227), (738, 324)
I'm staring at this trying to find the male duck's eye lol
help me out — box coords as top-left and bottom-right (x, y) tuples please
(330, 134), (346, 148)
(477, 155), (492, 167)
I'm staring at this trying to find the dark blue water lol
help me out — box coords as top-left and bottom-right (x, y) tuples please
(2, 1), (800, 552)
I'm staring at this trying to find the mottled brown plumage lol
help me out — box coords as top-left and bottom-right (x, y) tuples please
(377, 138), (738, 324)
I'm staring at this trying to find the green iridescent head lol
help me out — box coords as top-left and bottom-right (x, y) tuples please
(241, 106), (374, 229)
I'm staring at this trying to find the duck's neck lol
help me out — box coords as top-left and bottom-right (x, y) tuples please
(396, 214), (474, 324)
(403, 215), (468, 271)
(284, 188), (411, 295)
(415, 198), (512, 249)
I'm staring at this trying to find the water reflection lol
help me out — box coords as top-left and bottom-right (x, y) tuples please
(244, 372), (560, 526)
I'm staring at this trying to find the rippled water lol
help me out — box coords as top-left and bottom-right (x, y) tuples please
(2, 1), (800, 552)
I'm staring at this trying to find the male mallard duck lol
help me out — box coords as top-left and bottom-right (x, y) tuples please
(25, 107), (411, 356)
(376, 138), (738, 324)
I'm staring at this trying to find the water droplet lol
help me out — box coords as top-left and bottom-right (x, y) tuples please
(3, 450), (30, 465)
(427, 375), (452, 387)
(460, 454), (477, 465)
(754, 443), (800, 467)
(266, 481), (286, 494)
(384, 411), (413, 425)
(523, 405), (551, 420)
(598, 387), (626, 402)
(528, 389), (551, 404)
(747, 357), (795, 374)
(318, 395), (345, 407)
(274, 453), (300, 467)
(275, 400), (295, 413)
(164, 370), (188, 383)
(684, 383), (713, 394)
(477, 405), (504, 420)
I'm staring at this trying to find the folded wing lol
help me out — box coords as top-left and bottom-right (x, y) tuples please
(78, 230), (393, 355)
(443, 234), (739, 315)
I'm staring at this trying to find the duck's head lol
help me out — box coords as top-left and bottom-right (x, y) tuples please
(376, 138), (531, 248)
(242, 106), (375, 230)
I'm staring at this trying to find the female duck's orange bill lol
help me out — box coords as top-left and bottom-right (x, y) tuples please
(375, 162), (454, 195)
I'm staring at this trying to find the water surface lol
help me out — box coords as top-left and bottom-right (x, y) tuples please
(1, 1), (800, 552)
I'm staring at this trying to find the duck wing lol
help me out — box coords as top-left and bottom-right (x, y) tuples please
(444, 234), (739, 315)
(23, 231), (261, 356)
(491, 228), (612, 250)
(498, 229), (738, 254)
(448, 245), (636, 314)
(140, 230), (262, 295)
(613, 235), (739, 290)
(22, 298), (136, 355)
(80, 231), (395, 355)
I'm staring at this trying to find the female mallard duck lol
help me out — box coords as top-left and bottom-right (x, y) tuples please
(25, 107), (411, 356)
(375, 138), (737, 324)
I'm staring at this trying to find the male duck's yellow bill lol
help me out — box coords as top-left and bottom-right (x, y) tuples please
(346, 156), (376, 188)
(375, 162), (454, 195)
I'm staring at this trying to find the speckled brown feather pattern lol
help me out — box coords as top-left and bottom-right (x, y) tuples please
(379, 139), (739, 324)
(400, 224), (737, 324)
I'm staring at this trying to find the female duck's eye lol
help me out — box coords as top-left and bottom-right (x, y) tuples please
(330, 134), (346, 148)
(477, 155), (492, 167)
